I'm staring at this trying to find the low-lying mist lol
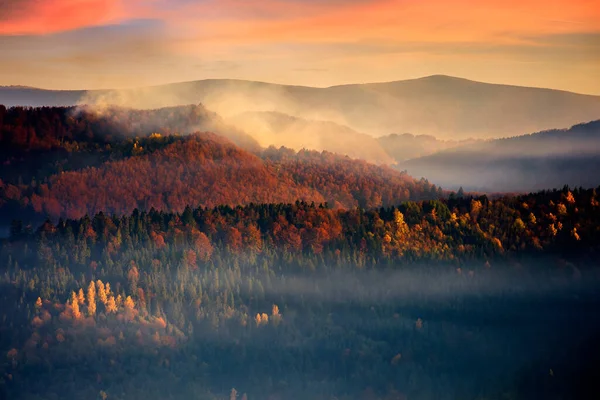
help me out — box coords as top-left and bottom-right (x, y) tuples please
(69, 104), (261, 150)
(8, 262), (600, 400)
(403, 120), (600, 192)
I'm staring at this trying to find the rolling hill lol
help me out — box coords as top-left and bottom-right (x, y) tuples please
(3, 75), (600, 140)
(402, 120), (600, 192)
(0, 108), (442, 222)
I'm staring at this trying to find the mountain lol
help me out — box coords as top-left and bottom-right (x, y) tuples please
(402, 120), (600, 192)
(228, 111), (394, 164)
(3, 75), (600, 140)
(0, 86), (85, 107)
(0, 106), (442, 222)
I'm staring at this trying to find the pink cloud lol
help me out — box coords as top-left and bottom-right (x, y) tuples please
(0, 0), (126, 35)
(3, 0), (598, 39)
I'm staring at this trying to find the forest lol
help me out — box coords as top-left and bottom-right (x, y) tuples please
(0, 106), (441, 225)
(2, 186), (600, 399)
(1, 105), (600, 400)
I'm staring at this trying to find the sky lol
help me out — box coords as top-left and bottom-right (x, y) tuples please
(0, 0), (599, 93)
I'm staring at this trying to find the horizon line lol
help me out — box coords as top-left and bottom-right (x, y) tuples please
(1, 74), (599, 97)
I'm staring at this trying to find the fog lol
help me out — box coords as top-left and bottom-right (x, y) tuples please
(228, 111), (394, 164)
(69, 104), (261, 151)
(66, 74), (600, 141)
(8, 261), (600, 400)
(256, 265), (586, 303)
(403, 120), (600, 192)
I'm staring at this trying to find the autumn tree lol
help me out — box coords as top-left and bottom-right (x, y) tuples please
(271, 304), (281, 326)
(97, 280), (107, 305)
(106, 296), (117, 314)
(87, 281), (96, 316)
(70, 292), (81, 319)
(124, 296), (135, 312)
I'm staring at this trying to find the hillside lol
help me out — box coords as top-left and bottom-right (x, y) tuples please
(0, 132), (441, 221)
(0, 104), (259, 154)
(0, 104), (263, 188)
(3, 75), (600, 140)
(402, 120), (600, 192)
(229, 111), (394, 164)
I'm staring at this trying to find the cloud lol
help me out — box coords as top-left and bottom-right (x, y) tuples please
(0, 0), (126, 34)
(0, 0), (599, 93)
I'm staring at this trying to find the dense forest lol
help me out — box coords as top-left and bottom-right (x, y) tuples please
(0, 106), (441, 224)
(2, 187), (600, 399)
(2, 104), (600, 400)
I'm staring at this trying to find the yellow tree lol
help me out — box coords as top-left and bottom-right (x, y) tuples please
(271, 304), (281, 326)
(87, 281), (96, 316)
(124, 296), (135, 311)
(261, 313), (269, 324)
(255, 313), (262, 326)
(77, 288), (85, 304)
(35, 297), (42, 309)
(71, 292), (81, 319)
(106, 296), (118, 314)
(97, 280), (107, 305)
(393, 210), (409, 240)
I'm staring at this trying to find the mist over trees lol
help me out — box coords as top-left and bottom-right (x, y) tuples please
(3, 75), (600, 139)
(2, 186), (600, 399)
(0, 106), (441, 226)
(402, 120), (600, 192)
(1, 103), (600, 400)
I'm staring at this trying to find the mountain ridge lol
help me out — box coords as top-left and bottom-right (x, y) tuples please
(4, 75), (600, 97)
(3, 74), (600, 140)
(402, 119), (600, 191)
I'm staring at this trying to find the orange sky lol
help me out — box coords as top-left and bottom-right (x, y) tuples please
(1, 0), (599, 93)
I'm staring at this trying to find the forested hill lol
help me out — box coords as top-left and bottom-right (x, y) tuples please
(0, 131), (441, 223)
(0, 104), (260, 154)
(403, 119), (600, 191)
(8, 186), (598, 265)
(2, 187), (599, 399)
